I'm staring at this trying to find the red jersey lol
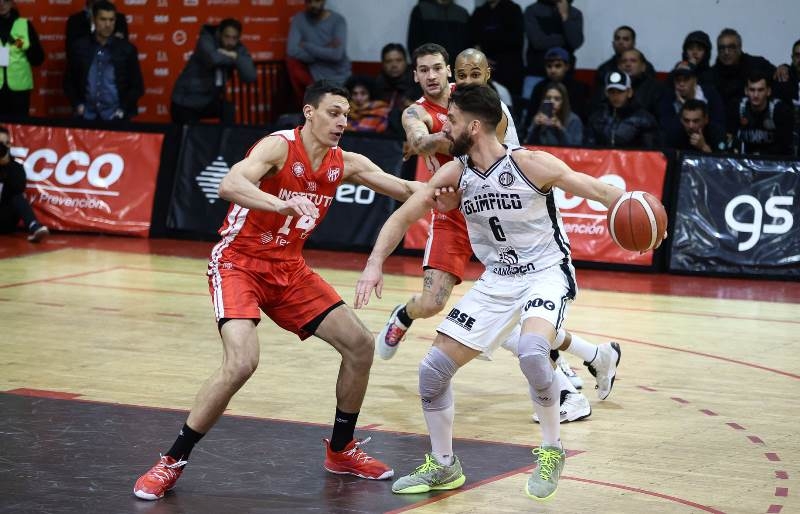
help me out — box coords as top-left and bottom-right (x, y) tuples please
(210, 127), (344, 265)
(415, 84), (455, 175)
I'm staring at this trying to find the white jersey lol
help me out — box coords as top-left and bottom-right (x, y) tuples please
(458, 145), (572, 277)
(500, 101), (519, 146)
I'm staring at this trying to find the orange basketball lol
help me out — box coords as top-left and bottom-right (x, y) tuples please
(607, 192), (668, 252)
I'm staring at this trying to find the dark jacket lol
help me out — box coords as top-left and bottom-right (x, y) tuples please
(773, 65), (799, 105)
(524, 0), (583, 76)
(407, 0), (471, 67)
(63, 33), (143, 118)
(711, 53), (776, 110)
(171, 24), (256, 110)
(681, 31), (715, 85)
(469, 0), (524, 95)
(666, 121), (728, 153)
(65, 8), (128, 52)
(658, 83), (726, 129)
(732, 97), (794, 155)
(586, 100), (661, 148)
(0, 158), (26, 205)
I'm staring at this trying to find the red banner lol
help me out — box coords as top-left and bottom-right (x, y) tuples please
(18, 0), (304, 122)
(532, 146), (668, 265)
(8, 124), (164, 237)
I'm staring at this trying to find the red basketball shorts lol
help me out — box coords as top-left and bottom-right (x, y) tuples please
(422, 209), (472, 284)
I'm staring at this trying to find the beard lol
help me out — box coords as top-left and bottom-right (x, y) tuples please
(450, 132), (473, 157)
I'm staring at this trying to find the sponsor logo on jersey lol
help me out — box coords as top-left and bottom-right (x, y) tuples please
(462, 192), (522, 215)
(195, 156), (231, 204)
(291, 162), (305, 176)
(498, 246), (519, 265)
(446, 308), (476, 331)
(492, 263), (536, 276)
(277, 188), (334, 207)
(524, 297), (556, 311)
(327, 167), (341, 182)
(260, 232), (274, 244)
(498, 171), (515, 187)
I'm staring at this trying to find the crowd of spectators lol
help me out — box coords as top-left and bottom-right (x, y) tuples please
(0, 0), (798, 157)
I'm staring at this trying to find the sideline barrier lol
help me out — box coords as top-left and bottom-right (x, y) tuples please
(670, 154), (799, 278)
(167, 125), (402, 250)
(8, 124), (164, 237)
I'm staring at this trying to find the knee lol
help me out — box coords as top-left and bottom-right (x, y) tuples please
(517, 333), (554, 393)
(223, 353), (259, 385)
(414, 295), (447, 319)
(341, 330), (374, 371)
(418, 347), (458, 411)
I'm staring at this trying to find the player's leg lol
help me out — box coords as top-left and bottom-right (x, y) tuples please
(392, 333), (478, 494)
(558, 329), (621, 400)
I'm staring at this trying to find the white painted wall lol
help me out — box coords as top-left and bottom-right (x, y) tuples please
(326, 0), (799, 70)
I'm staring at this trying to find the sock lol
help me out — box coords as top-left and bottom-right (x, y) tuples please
(555, 366), (577, 394)
(330, 408), (359, 452)
(166, 423), (204, 461)
(565, 333), (598, 363)
(424, 404), (455, 466)
(532, 399), (561, 447)
(397, 306), (413, 327)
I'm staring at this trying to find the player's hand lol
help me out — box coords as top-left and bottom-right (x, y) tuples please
(433, 186), (462, 212)
(278, 195), (319, 218)
(774, 64), (790, 82)
(354, 261), (383, 308)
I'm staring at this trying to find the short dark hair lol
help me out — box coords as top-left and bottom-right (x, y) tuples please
(411, 43), (449, 69)
(717, 28), (741, 46)
(344, 75), (376, 98)
(615, 25), (636, 41)
(680, 99), (708, 116)
(219, 18), (242, 35)
(449, 83), (502, 129)
(793, 38), (800, 52)
(304, 80), (350, 107)
(381, 43), (407, 61)
(0, 126), (9, 137)
(92, 1), (116, 17)
(746, 70), (772, 88)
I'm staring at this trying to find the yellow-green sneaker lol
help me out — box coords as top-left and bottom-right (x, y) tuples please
(392, 454), (466, 494)
(525, 445), (566, 501)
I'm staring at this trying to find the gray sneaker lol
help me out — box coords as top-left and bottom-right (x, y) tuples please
(585, 342), (621, 400)
(392, 454), (466, 494)
(525, 446), (566, 501)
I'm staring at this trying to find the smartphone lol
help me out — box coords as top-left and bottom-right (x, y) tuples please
(540, 100), (554, 117)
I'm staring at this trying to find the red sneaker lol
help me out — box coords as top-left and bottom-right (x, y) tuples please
(324, 437), (394, 480)
(133, 455), (187, 500)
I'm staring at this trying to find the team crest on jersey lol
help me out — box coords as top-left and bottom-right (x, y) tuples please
(260, 232), (274, 244)
(498, 171), (515, 187)
(291, 162), (305, 177)
(327, 167), (341, 182)
(306, 180), (318, 192)
(436, 113), (448, 124)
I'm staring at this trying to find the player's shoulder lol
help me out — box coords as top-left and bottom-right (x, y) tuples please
(246, 132), (290, 161)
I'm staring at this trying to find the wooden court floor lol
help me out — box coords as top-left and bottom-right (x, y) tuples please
(1, 233), (798, 514)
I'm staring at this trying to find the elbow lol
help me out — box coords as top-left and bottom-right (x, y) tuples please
(218, 176), (234, 201)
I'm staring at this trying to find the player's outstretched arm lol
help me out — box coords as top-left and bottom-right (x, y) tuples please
(402, 104), (452, 156)
(342, 151), (423, 202)
(354, 161), (461, 308)
(218, 136), (319, 218)
(520, 150), (624, 209)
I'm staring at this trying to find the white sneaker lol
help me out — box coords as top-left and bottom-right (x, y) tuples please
(27, 225), (49, 243)
(375, 305), (408, 360)
(532, 393), (592, 424)
(585, 342), (621, 400)
(557, 356), (583, 389)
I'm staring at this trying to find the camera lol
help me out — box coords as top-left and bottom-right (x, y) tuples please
(540, 100), (554, 118)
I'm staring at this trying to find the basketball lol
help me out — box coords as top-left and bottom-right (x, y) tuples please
(607, 191), (668, 252)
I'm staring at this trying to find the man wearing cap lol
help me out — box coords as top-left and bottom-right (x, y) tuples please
(659, 60), (725, 131)
(666, 99), (728, 153)
(522, 46), (589, 135)
(586, 71), (660, 149)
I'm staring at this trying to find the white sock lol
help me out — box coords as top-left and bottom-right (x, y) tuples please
(424, 405), (455, 465)
(532, 400), (561, 447)
(565, 333), (598, 363)
(555, 366), (577, 394)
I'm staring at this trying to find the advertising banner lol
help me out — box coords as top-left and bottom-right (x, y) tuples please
(8, 124), (163, 237)
(670, 155), (799, 276)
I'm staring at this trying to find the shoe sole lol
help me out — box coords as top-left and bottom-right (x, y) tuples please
(324, 465), (394, 480)
(532, 405), (591, 424)
(133, 488), (162, 501)
(525, 482), (558, 502)
(392, 474), (466, 494)
(600, 342), (621, 400)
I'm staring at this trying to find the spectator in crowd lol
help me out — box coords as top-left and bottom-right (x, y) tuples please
(617, 48), (665, 117)
(0, 0), (44, 119)
(731, 72), (793, 156)
(407, 0), (470, 68)
(0, 126), (48, 242)
(594, 25), (655, 96)
(286, 0), (351, 105)
(666, 99), (728, 153)
(659, 61), (725, 130)
(65, 0), (127, 52)
(469, 0), (524, 96)
(586, 71), (661, 149)
(680, 30), (714, 85)
(170, 19), (255, 125)
(773, 39), (800, 105)
(344, 75), (391, 133)
(523, 46), (588, 135)
(63, 1), (143, 121)
(523, 0), (583, 98)
(711, 28), (775, 112)
(374, 43), (419, 135)
(525, 82), (583, 146)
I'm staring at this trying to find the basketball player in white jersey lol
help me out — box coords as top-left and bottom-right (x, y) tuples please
(355, 84), (625, 501)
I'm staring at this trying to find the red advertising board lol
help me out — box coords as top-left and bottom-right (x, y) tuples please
(8, 124), (164, 237)
(403, 147), (668, 266)
(532, 146), (668, 265)
(17, 0), (304, 122)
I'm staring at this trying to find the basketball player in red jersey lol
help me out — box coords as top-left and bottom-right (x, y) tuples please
(133, 81), (420, 501)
